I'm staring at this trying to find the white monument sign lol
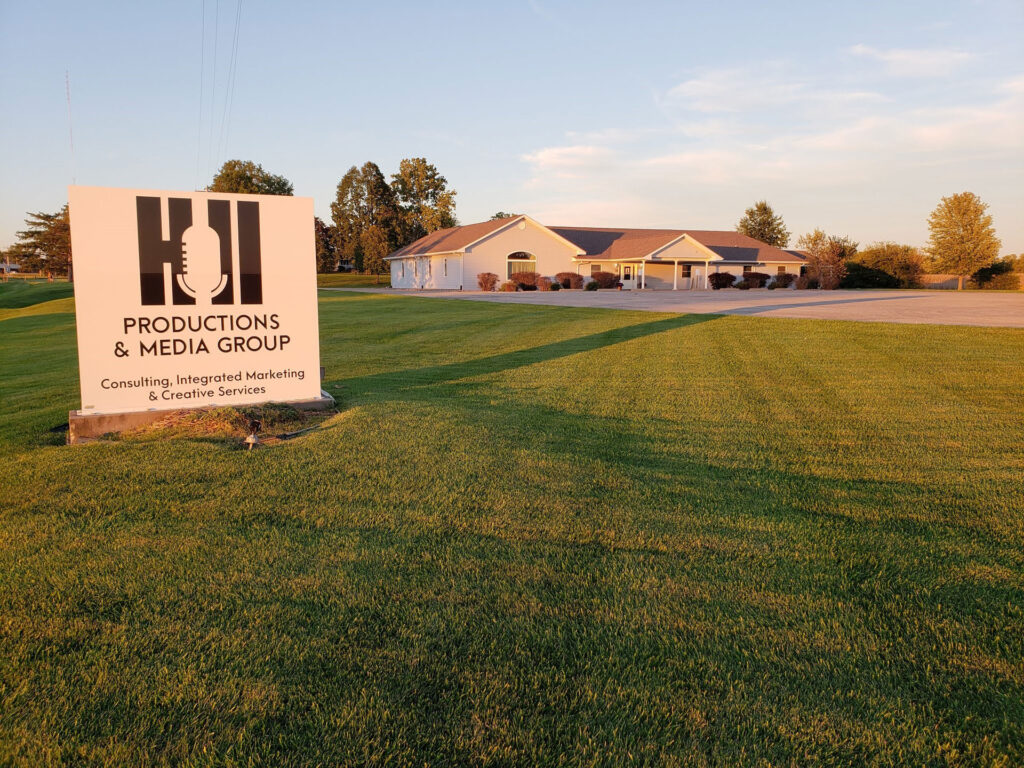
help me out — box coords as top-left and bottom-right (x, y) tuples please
(68, 186), (323, 415)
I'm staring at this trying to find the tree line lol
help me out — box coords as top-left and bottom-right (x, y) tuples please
(1, 157), (457, 278)
(736, 193), (1015, 290)
(3, 167), (1016, 289)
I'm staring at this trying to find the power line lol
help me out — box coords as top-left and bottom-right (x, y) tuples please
(65, 70), (75, 184)
(206, 0), (219, 181)
(195, 0), (206, 190)
(217, 0), (243, 165)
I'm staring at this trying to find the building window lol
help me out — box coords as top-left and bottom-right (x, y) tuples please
(777, 266), (787, 276)
(591, 264), (603, 276)
(742, 265), (753, 275)
(427, 259), (431, 277)
(680, 264), (692, 278)
(507, 251), (536, 279)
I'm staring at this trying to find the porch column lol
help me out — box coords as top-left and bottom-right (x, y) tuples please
(459, 253), (464, 290)
(704, 260), (710, 289)
(673, 260), (678, 290)
(641, 262), (646, 290)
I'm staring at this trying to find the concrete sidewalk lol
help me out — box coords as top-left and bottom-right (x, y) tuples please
(324, 287), (1024, 328)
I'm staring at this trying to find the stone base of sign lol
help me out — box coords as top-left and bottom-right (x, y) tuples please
(67, 391), (336, 445)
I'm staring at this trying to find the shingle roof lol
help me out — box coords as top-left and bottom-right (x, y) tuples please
(386, 218), (517, 259)
(552, 226), (805, 264)
(385, 218), (806, 264)
(547, 227), (681, 262)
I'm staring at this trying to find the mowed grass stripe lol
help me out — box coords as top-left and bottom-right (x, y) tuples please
(0, 285), (1021, 766)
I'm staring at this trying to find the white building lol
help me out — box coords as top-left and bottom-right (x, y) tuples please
(386, 215), (806, 290)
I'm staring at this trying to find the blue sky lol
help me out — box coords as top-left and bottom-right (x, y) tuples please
(1, 0), (1021, 252)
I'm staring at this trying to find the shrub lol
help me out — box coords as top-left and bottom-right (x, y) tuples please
(744, 271), (771, 288)
(840, 262), (900, 289)
(795, 275), (819, 289)
(708, 272), (736, 290)
(734, 279), (751, 290)
(819, 273), (843, 290)
(978, 272), (1021, 290)
(590, 271), (620, 289)
(536, 276), (553, 291)
(773, 273), (796, 288)
(767, 283), (776, 290)
(499, 280), (518, 292)
(477, 272), (499, 291)
(549, 281), (561, 291)
(855, 242), (923, 287)
(972, 259), (1020, 289)
(584, 280), (600, 291)
(555, 271), (584, 289)
(511, 271), (540, 289)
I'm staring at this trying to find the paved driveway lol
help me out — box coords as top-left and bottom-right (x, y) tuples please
(328, 287), (1024, 327)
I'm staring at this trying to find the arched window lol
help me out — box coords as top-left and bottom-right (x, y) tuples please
(507, 251), (536, 279)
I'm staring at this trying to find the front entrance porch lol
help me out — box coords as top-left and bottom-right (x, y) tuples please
(578, 259), (713, 290)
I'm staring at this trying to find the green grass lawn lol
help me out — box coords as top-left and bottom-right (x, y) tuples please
(0, 279), (73, 309)
(1, 283), (1022, 766)
(317, 272), (391, 288)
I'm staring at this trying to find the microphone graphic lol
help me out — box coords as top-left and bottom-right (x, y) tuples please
(177, 222), (228, 304)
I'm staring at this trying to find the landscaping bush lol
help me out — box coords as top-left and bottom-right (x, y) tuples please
(744, 271), (771, 288)
(584, 280), (600, 291)
(512, 271), (540, 289)
(773, 273), (796, 288)
(795, 275), (819, 289)
(972, 259), (1022, 290)
(819, 273), (843, 290)
(555, 272), (584, 289)
(536, 276), (553, 291)
(477, 272), (499, 291)
(734, 279), (751, 290)
(840, 262), (900, 289)
(978, 272), (1022, 290)
(590, 271), (620, 289)
(499, 280), (518, 292)
(549, 280), (561, 291)
(708, 272), (736, 290)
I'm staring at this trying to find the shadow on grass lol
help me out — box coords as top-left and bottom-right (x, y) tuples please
(332, 313), (717, 397)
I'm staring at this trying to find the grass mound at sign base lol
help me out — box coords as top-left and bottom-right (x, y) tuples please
(122, 403), (335, 445)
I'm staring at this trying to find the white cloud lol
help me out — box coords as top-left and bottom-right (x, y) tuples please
(849, 44), (973, 77)
(662, 66), (886, 116)
(515, 64), (1024, 244)
(521, 145), (612, 170)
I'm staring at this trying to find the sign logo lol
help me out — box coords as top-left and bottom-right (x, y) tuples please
(136, 196), (263, 306)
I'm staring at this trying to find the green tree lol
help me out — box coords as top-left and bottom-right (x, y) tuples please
(12, 205), (72, 279)
(490, 212), (521, 220)
(852, 242), (923, 287)
(359, 225), (392, 275)
(926, 192), (1001, 290)
(330, 162), (400, 273)
(208, 159), (294, 195)
(314, 217), (337, 273)
(736, 200), (790, 247)
(797, 229), (857, 289)
(390, 158), (457, 244)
